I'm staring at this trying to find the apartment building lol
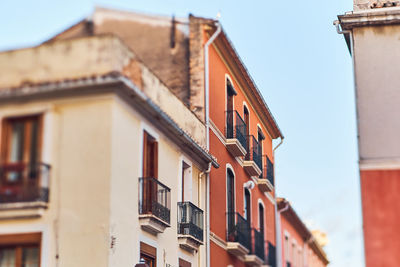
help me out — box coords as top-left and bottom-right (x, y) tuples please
(277, 199), (329, 267)
(203, 19), (283, 267)
(0, 34), (218, 267)
(336, 1), (400, 266)
(0, 6), (301, 267)
(48, 8), (285, 266)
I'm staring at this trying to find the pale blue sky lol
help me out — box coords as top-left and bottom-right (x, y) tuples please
(0, 0), (362, 266)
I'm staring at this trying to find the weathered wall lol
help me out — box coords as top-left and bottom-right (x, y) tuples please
(108, 96), (206, 267)
(353, 25), (400, 163)
(0, 35), (206, 148)
(353, 0), (400, 10)
(0, 36), (132, 88)
(360, 169), (400, 267)
(0, 94), (114, 267)
(92, 8), (191, 106)
(352, 24), (400, 267)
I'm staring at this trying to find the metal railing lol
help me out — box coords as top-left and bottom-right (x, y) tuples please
(260, 155), (275, 186)
(267, 242), (277, 267)
(226, 212), (251, 251)
(225, 110), (247, 150)
(177, 202), (204, 241)
(0, 162), (50, 203)
(139, 177), (171, 224)
(252, 228), (265, 260)
(245, 135), (262, 170)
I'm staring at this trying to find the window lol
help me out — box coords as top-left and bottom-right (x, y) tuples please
(0, 115), (43, 202)
(284, 235), (290, 263)
(0, 233), (41, 267)
(179, 258), (191, 267)
(143, 131), (158, 178)
(259, 203), (265, 237)
(292, 243), (296, 267)
(226, 169), (235, 232)
(243, 106), (249, 137)
(140, 242), (156, 267)
(244, 188), (251, 223)
(181, 161), (191, 202)
(226, 79), (235, 112)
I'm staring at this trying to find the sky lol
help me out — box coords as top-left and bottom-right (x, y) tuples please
(0, 0), (363, 266)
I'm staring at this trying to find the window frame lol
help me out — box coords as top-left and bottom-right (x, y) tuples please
(0, 232), (41, 267)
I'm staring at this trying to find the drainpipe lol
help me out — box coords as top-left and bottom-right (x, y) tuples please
(276, 200), (289, 267)
(199, 163), (212, 267)
(273, 136), (284, 266)
(204, 21), (222, 149)
(204, 21), (221, 267)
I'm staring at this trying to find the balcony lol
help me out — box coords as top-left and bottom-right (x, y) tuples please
(243, 135), (262, 177)
(256, 156), (274, 193)
(225, 110), (247, 157)
(0, 162), (50, 219)
(139, 177), (171, 235)
(226, 212), (251, 257)
(244, 228), (265, 266)
(177, 201), (204, 253)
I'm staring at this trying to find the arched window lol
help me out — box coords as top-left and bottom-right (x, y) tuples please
(227, 169), (235, 232)
(226, 79), (235, 112)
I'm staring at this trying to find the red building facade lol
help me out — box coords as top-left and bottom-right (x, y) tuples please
(278, 199), (329, 267)
(204, 23), (284, 267)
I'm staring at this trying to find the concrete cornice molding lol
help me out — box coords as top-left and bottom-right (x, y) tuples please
(359, 158), (400, 170)
(339, 8), (400, 29)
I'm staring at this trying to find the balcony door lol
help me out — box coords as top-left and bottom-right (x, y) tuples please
(143, 131), (158, 179)
(259, 203), (265, 237)
(226, 80), (235, 139)
(227, 169), (235, 233)
(142, 131), (158, 215)
(244, 188), (251, 225)
(244, 107), (250, 156)
(0, 115), (41, 202)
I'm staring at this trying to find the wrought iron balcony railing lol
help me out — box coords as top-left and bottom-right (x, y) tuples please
(251, 228), (265, 260)
(225, 110), (247, 150)
(245, 135), (262, 170)
(0, 162), (50, 204)
(139, 177), (171, 224)
(260, 155), (275, 186)
(177, 201), (204, 242)
(226, 212), (251, 251)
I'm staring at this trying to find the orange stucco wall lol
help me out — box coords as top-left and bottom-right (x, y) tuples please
(280, 214), (327, 267)
(361, 169), (400, 267)
(207, 32), (277, 265)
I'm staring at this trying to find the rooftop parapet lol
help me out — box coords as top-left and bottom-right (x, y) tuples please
(0, 35), (207, 148)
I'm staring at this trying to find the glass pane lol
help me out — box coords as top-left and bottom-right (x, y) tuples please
(10, 121), (25, 163)
(0, 248), (16, 267)
(22, 247), (39, 267)
(29, 120), (39, 166)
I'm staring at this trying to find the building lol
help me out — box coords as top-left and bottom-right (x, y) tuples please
(48, 8), (286, 266)
(277, 199), (329, 267)
(204, 18), (283, 267)
(0, 6), (315, 267)
(0, 33), (218, 267)
(336, 1), (400, 266)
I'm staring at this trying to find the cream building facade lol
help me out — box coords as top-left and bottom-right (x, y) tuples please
(0, 35), (218, 267)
